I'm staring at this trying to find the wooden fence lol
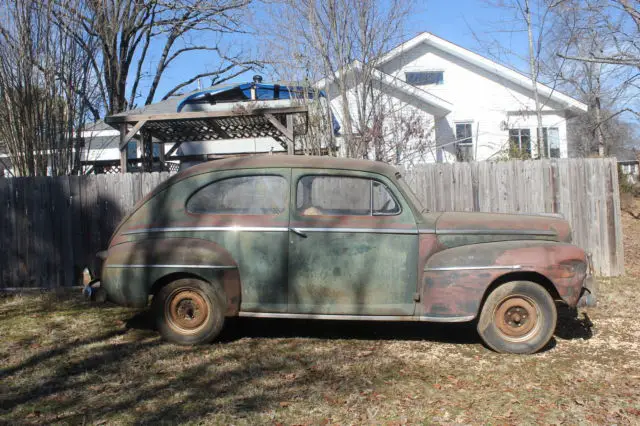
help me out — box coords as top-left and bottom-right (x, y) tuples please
(0, 173), (172, 289)
(403, 158), (624, 276)
(0, 158), (624, 289)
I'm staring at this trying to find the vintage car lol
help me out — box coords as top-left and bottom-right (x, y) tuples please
(89, 156), (596, 354)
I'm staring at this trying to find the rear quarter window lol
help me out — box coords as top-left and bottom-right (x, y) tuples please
(187, 175), (288, 215)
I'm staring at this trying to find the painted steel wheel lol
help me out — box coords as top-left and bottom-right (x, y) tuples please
(153, 278), (225, 345)
(477, 281), (557, 354)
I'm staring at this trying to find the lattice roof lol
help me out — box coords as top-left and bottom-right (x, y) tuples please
(104, 105), (308, 145)
(141, 115), (285, 143)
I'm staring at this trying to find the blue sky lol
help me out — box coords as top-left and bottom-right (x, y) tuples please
(149, 1), (532, 103)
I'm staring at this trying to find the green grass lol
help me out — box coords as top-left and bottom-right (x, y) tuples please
(1, 278), (640, 425)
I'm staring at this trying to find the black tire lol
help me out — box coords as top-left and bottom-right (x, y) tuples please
(477, 281), (557, 354)
(152, 278), (225, 345)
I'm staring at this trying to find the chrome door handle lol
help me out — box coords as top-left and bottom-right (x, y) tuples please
(289, 227), (307, 238)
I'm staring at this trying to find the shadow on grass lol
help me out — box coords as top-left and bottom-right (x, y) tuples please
(4, 299), (598, 424)
(555, 304), (594, 341)
(125, 310), (482, 345)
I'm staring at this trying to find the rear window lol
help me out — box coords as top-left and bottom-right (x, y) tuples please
(187, 175), (287, 215)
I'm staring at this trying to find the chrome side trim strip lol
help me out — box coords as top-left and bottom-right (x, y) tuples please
(124, 226), (418, 235)
(124, 226), (289, 235)
(437, 229), (557, 236)
(237, 312), (475, 322)
(292, 227), (417, 235)
(420, 314), (475, 323)
(425, 265), (522, 272)
(106, 264), (237, 269)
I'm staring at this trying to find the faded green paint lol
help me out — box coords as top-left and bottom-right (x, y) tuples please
(286, 168), (418, 315)
(106, 167), (292, 312)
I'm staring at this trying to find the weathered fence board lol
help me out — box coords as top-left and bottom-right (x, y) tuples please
(403, 158), (624, 276)
(0, 159), (624, 288)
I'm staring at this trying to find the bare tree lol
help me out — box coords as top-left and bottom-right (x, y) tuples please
(263, 0), (434, 164)
(475, 0), (570, 158)
(0, 0), (97, 176)
(553, 0), (640, 126)
(541, 0), (638, 156)
(529, 0), (640, 158)
(52, 0), (261, 116)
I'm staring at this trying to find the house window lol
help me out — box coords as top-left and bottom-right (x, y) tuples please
(540, 127), (560, 158)
(127, 141), (137, 159)
(509, 129), (531, 159)
(405, 71), (444, 86)
(455, 122), (473, 162)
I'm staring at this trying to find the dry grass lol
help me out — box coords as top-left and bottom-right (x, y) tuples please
(2, 215), (640, 424)
(621, 196), (640, 276)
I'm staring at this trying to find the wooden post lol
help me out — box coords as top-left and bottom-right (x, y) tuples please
(119, 123), (128, 173)
(286, 115), (295, 155)
(142, 131), (153, 172)
(158, 139), (165, 165)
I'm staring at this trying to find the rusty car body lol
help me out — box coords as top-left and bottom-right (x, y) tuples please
(91, 155), (596, 353)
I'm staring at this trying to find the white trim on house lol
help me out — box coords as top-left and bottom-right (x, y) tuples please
(377, 32), (588, 114)
(317, 60), (453, 116)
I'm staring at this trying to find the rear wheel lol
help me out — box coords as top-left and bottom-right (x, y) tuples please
(477, 281), (556, 354)
(152, 278), (225, 345)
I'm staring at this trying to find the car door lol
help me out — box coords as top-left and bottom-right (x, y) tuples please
(184, 168), (291, 312)
(287, 169), (418, 316)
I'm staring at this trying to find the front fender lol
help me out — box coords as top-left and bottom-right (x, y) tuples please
(419, 240), (588, 319)
(101, 237), (241, 313)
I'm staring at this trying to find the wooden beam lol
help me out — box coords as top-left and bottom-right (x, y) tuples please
(141, 132), (152, 172)
(208, 120), (231, 139)
(265, 113), (294, 142)
(165, 141), (183, 157)
(104, 106), (308, 125)
(119, 124), (128, 173)
(119, 120), (147, 150)
(158, 141), (166, 163)
(286, 115), (295, 155)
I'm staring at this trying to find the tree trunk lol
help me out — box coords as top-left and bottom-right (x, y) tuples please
(525, 0), (545, 158)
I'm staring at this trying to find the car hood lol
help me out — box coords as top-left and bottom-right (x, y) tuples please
(434, 212), (572, 243)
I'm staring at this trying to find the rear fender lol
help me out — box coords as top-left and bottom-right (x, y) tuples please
(419, 240), (588, 318)
(101, 237), (241, 313)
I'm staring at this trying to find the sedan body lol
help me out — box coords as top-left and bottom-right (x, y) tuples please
(93, 156), (595, 353)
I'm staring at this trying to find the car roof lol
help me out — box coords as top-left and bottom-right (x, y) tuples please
(176, 155), (400, 179)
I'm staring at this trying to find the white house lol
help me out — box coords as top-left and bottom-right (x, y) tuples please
(321, 32), (588, 164)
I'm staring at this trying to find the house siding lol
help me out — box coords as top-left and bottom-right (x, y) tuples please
(327, 78), (439, 164)
(374, 42), (573, 162)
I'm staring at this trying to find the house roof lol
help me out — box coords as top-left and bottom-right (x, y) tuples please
(378, 32), (588, 114)
(317, 60), (453, 116)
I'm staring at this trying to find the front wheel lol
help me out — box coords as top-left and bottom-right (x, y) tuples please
(152, 278), (226, 345)
(477, 281), (557, 354)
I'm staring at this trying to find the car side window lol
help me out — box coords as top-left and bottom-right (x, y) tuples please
(187, 175), (287, 215)
(372, 181), (400, 215)
(296, 175), (400, 216)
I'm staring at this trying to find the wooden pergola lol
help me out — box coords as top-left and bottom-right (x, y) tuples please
(104, 104), (308, 173)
